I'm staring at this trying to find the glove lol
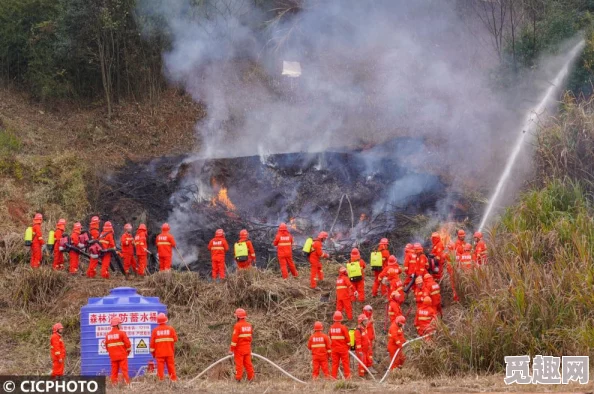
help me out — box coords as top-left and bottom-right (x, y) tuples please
(354, 291), (359, 298)
(58, 359), (63, 364)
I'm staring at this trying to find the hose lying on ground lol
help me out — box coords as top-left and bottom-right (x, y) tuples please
(379, 333), (434, 383)
(348, 351), (377, 381)
(185, 353), (307, 386)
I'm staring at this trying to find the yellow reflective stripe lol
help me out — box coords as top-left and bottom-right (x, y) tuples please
(311, 344), (326, 348)
(396, 341), (402, 344)
(107, 342), (125, 347)
(211, 247), (225, 250)
(418, 317), (431, 321)
(331, 336), (345, 340)
(54, 351), (61, 355)
(278, 243), (291, 246)
(230, 342), (237, 346)
(99, 240), (109, 244)
(430, 291), (440, 295)
(336, 286), (347, 289)
(388, 312), (395, 315)
(157, 242), (171, 245)
(356, 345), (361, 349)
(155, 338), (174, 343)
(238, 334), (252, 338)
(150, 348), (155, 352)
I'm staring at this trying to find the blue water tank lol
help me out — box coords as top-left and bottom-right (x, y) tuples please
(80, 287), (167, 377)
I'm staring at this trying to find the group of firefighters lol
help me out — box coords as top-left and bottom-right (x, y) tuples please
(44, 214), (487, 383)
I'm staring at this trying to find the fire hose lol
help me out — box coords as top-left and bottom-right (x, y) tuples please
(348, 351), (376, 381)
(379, 333), (434, 383)
(185, 353), (306, 387)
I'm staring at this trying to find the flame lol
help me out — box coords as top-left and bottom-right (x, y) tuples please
(438, 222), (455, 245)
(210, 178), (236, 211)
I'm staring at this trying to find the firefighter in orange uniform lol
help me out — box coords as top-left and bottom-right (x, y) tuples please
(273, 223), (298, 279)
(473, 231), (487, 266)
(362, 305), (376, 368)
(346, 248), (366, 302)
(414, 276), (428, 306)
(402, 243), (413, 286)
(120, 223), (136, 276)
(105, 317), (131, 385)
(53, 218), (66, 270)
(388, 290), (403, 323)
(329, 311), (351, 379)
(307, 321), (332, 380)
(387, 315), (406, 370)
(415, 296), (437, 338)
(31, 213), (44, 268)
(157, 223), (176, 272)
(336, 266), (356, 320)
(454, 229), (466, 257)
(429, 232), (445, 281)
(230, 308), (254, 382)
(208, 229), (229, 280)
(423, 273), (442, 317)
(234, 229), (255, 269)
(86, 216), (100, 278)
(69, 222), (82, 275)
(379, 255), (402, 300)
(134, 224), (148, 276)
(459, 243), (474, 271)
(99, 221), (115, 279)
(309, 232), (329, 289)
(50, 323), (66, 378)
(373, 238), (391, 296)
(150, 313), (178, 381)
(354, 314), (371, 377)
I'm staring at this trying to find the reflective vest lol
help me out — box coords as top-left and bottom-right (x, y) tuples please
(302, 237), (313, 253)
(346, 261), (363, 281)
(370, 251), (383, 270)
(234, 242), (248, 261)
(24, 227), (33, 246)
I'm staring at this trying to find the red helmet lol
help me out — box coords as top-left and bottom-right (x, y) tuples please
(57, 219), (66, 229)
(388, 255), (397, 266)
(279, 223), (288, 231)
(357, 314), (368, 324)
(162, 223), (170, 231)
(405, 243), (412, 250)
(415, 276), (423, 285)
(234, 308), (247, 319)
(216, 229), (224, 237)
(52, 323), (63, 333)
(414, 243), (423, 252)
(458, 229), (465, 237)
(338, 266), (347, 274)
(124, 223), (132, 231)
(474, 231), (483, 239)
(333, 311), (343, 321)
(350, 248), (360, 259)
(157, 313), (168, 324)
(423, 296), (432, 305)
(103, 221), (113, 231)
(395, 315), (406, 325)
(379, 238), (389, 245)
(464, 243), (472, 251)
(138, 224), (147, 231)
(73, 222), (82, 230)
(390, 291), (402, 302)
(314, 321), (323, 331)
(34, 213), (43, 223)
(431, 232), (440, 239)
(110, 317), (121, 326)
(91, 216), (99, 224)
(239, 229), (248, 238)
(363, 305), (373, 312)
(424, 273), (432, 280)
(317, 231), (328, 240)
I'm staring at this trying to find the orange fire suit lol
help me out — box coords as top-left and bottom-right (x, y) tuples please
(86, 226), (100, 278)
(474, 240), (487, 266)
(354, 326), (371, 376)
(69, 230), (80, 274)
(235, 238), (255, 269)
(53, 228), (65, 270)
(378, 266), (402, 300)
(230, 320), (254, 381)
(307, 331), (332, 379)
(459, 251), (474, 271)
(363, 310), (375, 363)
(414, 286), (429, 306)
(348, 258), (366, 302)
(329, 322), (351, 379)
(430, 239), (445, 281)
(273, 231), (298, 278)
(105, 327), (131, 384)
(454, 238), (465, 257)
(423, 277), (442, 317)
(309, 239), (327, 289)
(99, 231), (115, 279)
(415, 304), (437, 337)
(30, 223), (44, 268)
(387, 322), (406, 369)
(134, 230), (148, 276)
(120, 232), (136, 274)
(336, 273), (355, 320)
(50, 332), (66, 377)
(208, 236), (228, 280)
(150, 323), (178, 381)
(388, 299), (403, 323)
(157, 231), (176, 271)
(372, 246), (390, 296)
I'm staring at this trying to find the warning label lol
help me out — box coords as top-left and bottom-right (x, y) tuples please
(135, 338), (150, 355)
(97, 339), (134, 358)
(95, 324), (151, 338)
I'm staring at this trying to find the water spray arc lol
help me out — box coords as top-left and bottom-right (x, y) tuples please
(478, 39), (586, 231)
